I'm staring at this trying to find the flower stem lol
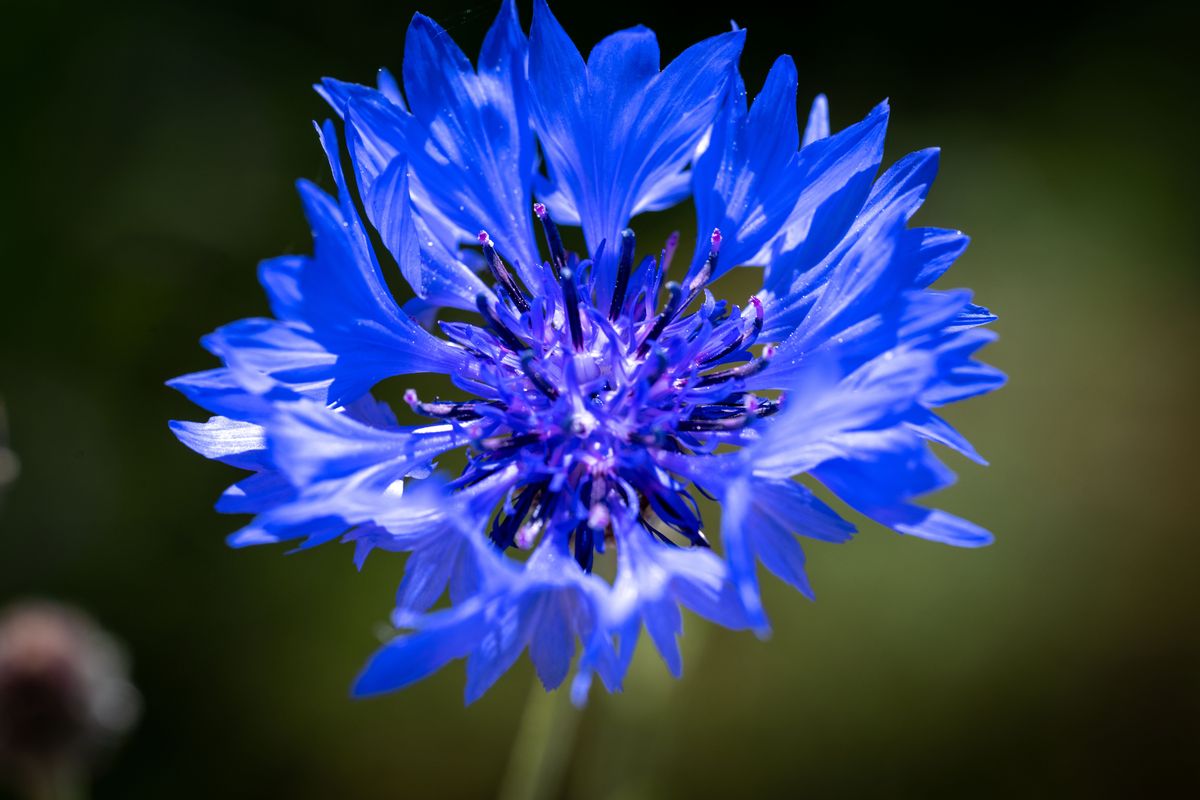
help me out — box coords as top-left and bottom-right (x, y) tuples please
(497, 681), (582, 800)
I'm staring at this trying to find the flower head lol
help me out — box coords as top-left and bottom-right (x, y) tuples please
(170, 0), (1004, 704)
(0, 602), (139, 775)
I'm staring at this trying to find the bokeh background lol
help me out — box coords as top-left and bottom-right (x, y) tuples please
(2, 0), (1197, 796)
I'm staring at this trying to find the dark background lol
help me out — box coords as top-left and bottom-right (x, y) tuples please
(2, 0), (1198, 796)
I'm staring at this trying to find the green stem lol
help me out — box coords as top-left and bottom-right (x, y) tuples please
(575, 621), (712, 800)
(497, 681), (582, 800)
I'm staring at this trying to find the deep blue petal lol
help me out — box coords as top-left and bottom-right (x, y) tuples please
(759, 101), (889, 293)
(811, 428), (991, 547)
(801, 93), (829, 147)
(357, 156), (492, 312)
(748, 349), (939, 477)
(920, 328), (1006, 406)
(719, 477), (772, 634)
(216, 471), (293, 516)
(815, 429), (957, 504)
(268, 403), (468, 488)
(914, 228), (971, 287)
(610, 512), (749, 670)
(641, 600), (683, 678)
(692, 56), (802, 279)
(529, 0), (744, 280)
(858, 147), (940, 228)
(527, 592), (576, 690)
(904, 408), (988, 465)
(354, 601), (488, 697)
(166, 368), (284, 419)
(399, 3), (540, 281)
(205, 126), (471, 403)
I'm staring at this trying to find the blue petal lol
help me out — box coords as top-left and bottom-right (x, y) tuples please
(166, 368), (285, 419)
(857, 147), (940, 230)
(759, 101), (889, 293)
(777, 190), (919, 353)
(748, 349), (939, 478)
(357, 156), (492, 312)
(922, 329), (1006, 406)
(812, 429), (992, 547)
(267, 402), (468, 488)
(398, 3), (540, 282)
(257, 256), (305, 321)
(610, 514), (749, 674)
(759, 194), (966, 376)
(691, 56), (802, 279)
(816, 428), (956, 502)
(712, 473), (857, 631)
(529, 0), (745, 278)
(925, 361), (1008, 405)
(394, 538), (468, 618)
(228, 517), (345, 549)
(352, 475), (517, 615)
(642, 600), (683, 678)
(948, 302), (998, 330)
(216, 471), (293, 516)
(348, 530), (621, 704)
(747, 511), (813, 600)
(465, 598), (534, 703)
(316, 77), (402, 118)
(527, 591), (576, 690)
(206, 125), (470, 404)
(801, 93), (829, 147)
(354, 601), (489, 697)
(169, 417), (267, 470)
(914, 228), (971, 287)
(720, 477), (771, 634)
(202, 319), (340, 399)
(748, 478), (856, 545)
(904, 408), (988, 465)
(461, 537), (617, 702)
(375, 67), (404, 108)
(881, 507), (993, 547)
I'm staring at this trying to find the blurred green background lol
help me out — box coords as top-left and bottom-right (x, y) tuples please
(2, 0), (1197, 796)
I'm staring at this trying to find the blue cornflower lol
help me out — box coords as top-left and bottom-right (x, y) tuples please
(170, 0), (1004, 705)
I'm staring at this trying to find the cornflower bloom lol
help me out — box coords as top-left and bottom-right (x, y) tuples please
(171, 0), (1004, 704)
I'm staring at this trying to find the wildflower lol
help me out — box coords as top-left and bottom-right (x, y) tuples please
(170, 0), (1004, 704)
(0, 602), (139, 785)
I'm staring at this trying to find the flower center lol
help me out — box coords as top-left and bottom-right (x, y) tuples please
(402, 207), (779, 567)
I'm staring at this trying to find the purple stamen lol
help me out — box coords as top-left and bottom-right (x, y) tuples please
(662, 231), (680, 274)
(696, 356), (771, 387)
(637, 281), (683, 357)
(608, 228), (636, 322)
(559, 267), (586, 351)
(573, 524), (595, 572)
(479, 230), (530, 313)
(519, 351), (560, 399)
(409, 399), (498, 421)
(475, 293), (526, 353)
(685, 228), (722, 297)
(699, 296), (765, 365)
(534, 203), (567, 277)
